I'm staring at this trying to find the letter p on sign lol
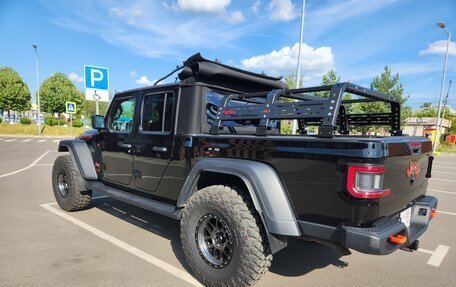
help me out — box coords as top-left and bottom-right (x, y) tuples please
(90, 69), (104, 87)
(84, 65), (109, 90)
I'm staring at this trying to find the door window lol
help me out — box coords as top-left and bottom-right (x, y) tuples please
(141, 92), (174, 133)
(108, 97), (136, 132)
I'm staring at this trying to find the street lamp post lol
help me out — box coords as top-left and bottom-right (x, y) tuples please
(32, 44), (41, 135)
(433, 22), (451, 153)
(291, 0), (306, 135)
(439, 80), (452, 133)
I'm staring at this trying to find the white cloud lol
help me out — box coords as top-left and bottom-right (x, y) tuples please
(227, 10), (245, 24)
(68, 72), (83, 83)
(135, 76), (155, 86)
(173, 0), (231, 14)
(129, 70), (137, 78)
(241, 42), (334, 81)
(268, 0), (298, 22)
(251, 0), (260, 14)
(419, 40), (456, 56)
(109, 6), (143, 25)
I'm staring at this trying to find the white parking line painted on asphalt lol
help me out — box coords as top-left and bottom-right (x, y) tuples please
(0, 151), (50, 178)
(40, 203), (202, 287)
(35, 164), (53, 166)
(430, 178), (456, 183)
(418, 245), (450, 267)
(4, 139), (17, 142)
(433, 165), (456, 169)
(20, 139), (33, 142)
(433, 170), (456, 175)
(36, 139), (47, 143)
(438, 210), (456, 216)
(428, 189), (456, 195)
(53, 140), (60, 143)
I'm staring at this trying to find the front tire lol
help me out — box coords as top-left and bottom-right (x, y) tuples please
(180, 185), (272, 287)
(52, 155), (91, 211)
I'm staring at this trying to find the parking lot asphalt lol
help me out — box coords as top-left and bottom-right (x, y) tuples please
(0, 136), (455, 287)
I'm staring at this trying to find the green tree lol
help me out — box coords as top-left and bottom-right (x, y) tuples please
(284, 73), (303, 89)
(81, 99), (109, 117)
(0, 67), (31, 120)
(354, 66), (409, 134)
(316, 69), (341, 98)
(40, 72), (85, 120)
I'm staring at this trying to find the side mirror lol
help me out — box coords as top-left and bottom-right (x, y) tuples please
(92, 115), (105, 130)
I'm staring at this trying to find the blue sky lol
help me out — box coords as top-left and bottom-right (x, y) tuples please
(1, 0), (455, 109)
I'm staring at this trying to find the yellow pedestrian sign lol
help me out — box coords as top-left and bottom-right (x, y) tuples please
(66, 102), (76, 114)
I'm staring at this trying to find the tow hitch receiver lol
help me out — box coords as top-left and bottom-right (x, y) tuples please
(401, 240), (420, 252)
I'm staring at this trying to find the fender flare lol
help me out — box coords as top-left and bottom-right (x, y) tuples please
(177, 158), (301, 237)
(58, 139), (97, 180)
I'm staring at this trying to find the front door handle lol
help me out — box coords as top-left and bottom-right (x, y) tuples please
(152, 146), (167, 152)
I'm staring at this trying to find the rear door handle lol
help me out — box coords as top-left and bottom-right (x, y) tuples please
(152, 146), (167, 152)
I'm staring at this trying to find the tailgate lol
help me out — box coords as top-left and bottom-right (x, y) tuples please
(378, 139), (433, 218)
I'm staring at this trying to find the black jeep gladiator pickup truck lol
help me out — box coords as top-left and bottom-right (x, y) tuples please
(52, 54), (437, 287)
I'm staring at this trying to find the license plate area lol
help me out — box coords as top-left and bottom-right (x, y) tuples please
(400, 207), (412, 228)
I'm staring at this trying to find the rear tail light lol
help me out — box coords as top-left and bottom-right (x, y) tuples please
(346, 164), (391, 199)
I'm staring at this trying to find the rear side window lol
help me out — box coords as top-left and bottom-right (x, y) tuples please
(141, 92), (174, 133)
(108, 97), (135, 132)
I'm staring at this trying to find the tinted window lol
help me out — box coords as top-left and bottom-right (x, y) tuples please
(109, 97), (135, 132)
(142, 92), (174, 132)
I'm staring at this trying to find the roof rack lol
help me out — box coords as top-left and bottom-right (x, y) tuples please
(209, 82), (402, 138)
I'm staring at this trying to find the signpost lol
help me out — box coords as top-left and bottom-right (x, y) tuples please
(66, 101), (76, 136)
(84, 65), (109, 115)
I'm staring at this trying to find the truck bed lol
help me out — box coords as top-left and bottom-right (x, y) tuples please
(191, 134), (432, 227)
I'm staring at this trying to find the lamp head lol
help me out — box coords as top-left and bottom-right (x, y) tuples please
(436, 22), (446, 29)
(32, 44), (37, 49)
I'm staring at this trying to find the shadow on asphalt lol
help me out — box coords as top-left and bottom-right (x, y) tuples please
(269, 238), (348, 277)
(90, 195), (349, 278)
(90, 196), (191, 273)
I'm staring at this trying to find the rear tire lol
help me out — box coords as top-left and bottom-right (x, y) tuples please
(180, 185), (272, 287)
(52, 155), (91, 211)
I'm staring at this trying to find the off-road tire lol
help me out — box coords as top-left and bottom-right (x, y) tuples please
(52, 155), (91, 211)
(180, 185), (272, 287)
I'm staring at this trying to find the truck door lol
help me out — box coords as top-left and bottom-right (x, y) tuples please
(100, 92), (138, 187)
(133, 90), (175, 194)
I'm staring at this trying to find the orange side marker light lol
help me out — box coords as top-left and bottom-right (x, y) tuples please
(430, 209), (437, 218)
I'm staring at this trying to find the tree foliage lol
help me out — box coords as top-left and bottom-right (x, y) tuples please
(0, 67), (31, 116)
(283, 73), (303, 89)
(80, 99), (109, 117)
(40, 72), (84, 116)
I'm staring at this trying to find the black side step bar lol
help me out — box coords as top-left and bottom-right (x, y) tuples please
(86, 181), (182, 220)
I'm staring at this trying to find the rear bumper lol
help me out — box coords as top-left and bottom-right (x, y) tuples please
(298, 195), (437, 255)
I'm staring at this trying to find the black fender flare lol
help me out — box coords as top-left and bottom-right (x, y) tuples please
(177, 158), (301, 237)
(58, 139), (97, 181)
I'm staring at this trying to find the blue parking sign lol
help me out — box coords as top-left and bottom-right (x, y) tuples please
(84, 65), (109, 90)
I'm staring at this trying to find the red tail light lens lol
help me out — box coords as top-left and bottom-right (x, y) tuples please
(346, 164), (391, 199)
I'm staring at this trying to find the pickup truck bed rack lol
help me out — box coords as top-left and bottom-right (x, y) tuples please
(209, 82), (402, 137)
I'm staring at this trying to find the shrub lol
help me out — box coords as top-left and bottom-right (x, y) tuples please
(59, 119), (66, 125)
(45, 116), (55, 125)
(0, 117), (2, 123)
(72, 119), (84, 127)
(20, 117), (31, 125)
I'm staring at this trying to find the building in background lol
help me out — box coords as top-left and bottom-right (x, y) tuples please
(403, 117), (452, 144)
